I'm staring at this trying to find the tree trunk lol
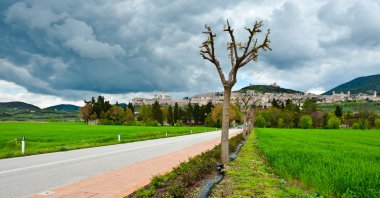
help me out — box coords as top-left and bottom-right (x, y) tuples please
(221, 87), (231, 165)
(242, 113), (247, 139)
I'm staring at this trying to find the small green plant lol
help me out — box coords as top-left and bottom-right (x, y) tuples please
(166, 183), (186, 198)
(135, 188), (154, 198)
(352, 122), (360, 129)
(277, 118), (284, 128)
(375, 119), (380, 129)
(175, 120), (183, 126)
(151, 175), (165, 188)
(300, 115), (313, 129)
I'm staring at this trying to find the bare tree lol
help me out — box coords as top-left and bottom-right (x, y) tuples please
(235, 92), (259, 139)
(200, 20), (271, 164)
(246, 108), (257, 134)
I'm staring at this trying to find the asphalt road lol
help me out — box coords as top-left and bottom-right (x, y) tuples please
(0, 129), (240, 198)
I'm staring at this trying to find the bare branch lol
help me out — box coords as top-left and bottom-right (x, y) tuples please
(200, 25), (227, 85)
(243, 21), (262, 55)
(224, 20), (239, 66)
(240, 29), (271, 67)
(228, 43), (235, 68)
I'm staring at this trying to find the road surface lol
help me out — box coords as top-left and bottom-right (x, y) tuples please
(0, 129), (241, 198)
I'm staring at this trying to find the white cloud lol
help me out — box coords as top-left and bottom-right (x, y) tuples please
(0, 80), (84, 108)
(306, 87), (325, 95)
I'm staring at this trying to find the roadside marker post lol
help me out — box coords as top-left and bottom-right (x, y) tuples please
(166, 132), (168, 136)
(21, 136), (25, 154)
(191, 129), (192, 133)
(118, 132), (121, 142)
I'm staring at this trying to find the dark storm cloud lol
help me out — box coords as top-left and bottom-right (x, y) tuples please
(0, 0), (236, 99)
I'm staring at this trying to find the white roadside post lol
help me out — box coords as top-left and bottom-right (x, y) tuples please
(118, 132), (121, 142)
(191, 129), (192, 133)
(21, 136), (25, 154)
(166, 132), (168, 136)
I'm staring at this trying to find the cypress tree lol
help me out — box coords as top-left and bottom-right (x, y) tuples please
(205, 101), (213, 115)
(335, 105), (342, 118)
(168, 105), (174, 125)
(173, 102), (179, 123)
(152, 101), (163, 125)
(193, 104), (201, 124)
(186, 102), (193, 124)
(128, 102), (135, 113)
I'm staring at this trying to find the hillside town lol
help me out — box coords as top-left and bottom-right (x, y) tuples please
(132, 84), (379, 107)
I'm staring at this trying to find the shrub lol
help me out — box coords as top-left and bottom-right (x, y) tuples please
(352, 122), (360, 129)
(277, 118), (284, 128)
(327, 116), (341, 129)
(144, 120), (159, 126)
(255, 115), (266, 128)
(135, 188), (154, 198)
(311, 111), (324, 128)
(358, 119), (369, 130)
(300, 115), (313, 129)
(375, 119), (380, 129)
(175, 120), (184, 127)
(166, 183), (186, 198)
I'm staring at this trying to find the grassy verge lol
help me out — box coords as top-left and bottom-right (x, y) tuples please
(128, 133), (243, 198)
(256, 128), (380, 197)
(0, 122), (217, 159)
(211, 131), (307, 197)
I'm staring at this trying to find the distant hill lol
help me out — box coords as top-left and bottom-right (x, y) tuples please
(323, 74), (380, 95)
(0, 102), (40, 111)
(116, 103), (127, 107)
(45, 104), (80, 111)
(239, 85), (303, 94)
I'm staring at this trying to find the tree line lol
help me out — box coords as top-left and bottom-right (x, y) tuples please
(79, 96), (135, 125)
(79, 96), (245, 127)
(255, 99), (380, 130)
(137, 101), (216, 126)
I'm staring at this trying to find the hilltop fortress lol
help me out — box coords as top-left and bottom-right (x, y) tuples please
(132, 86), (379, 107)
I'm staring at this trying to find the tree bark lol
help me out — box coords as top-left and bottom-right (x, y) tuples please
(242, 113), (247, 139)
(221, 87), (231, 164)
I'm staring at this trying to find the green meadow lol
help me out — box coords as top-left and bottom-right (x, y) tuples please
(0, 122), (216, 159)
(256, 128), (380, 197)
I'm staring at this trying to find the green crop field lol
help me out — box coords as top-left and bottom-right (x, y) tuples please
(317, 101), (380, 113)
(0, 122), (216, 159)
(256, 128), (380, 197)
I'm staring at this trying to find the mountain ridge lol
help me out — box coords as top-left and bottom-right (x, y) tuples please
(0, 101), (40, 111)
(45, 104), (80, 111)
(323, 74), (380, 95)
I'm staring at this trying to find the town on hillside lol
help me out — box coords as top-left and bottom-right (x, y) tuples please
(132, 83), (379, 108)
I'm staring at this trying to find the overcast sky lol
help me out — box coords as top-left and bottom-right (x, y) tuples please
(0, 0), (379, 108)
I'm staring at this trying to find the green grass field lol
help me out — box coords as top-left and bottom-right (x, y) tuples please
(0, 122), (216, 159)
(256, 128), (380, 197)
(211, 132), (306, 197)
